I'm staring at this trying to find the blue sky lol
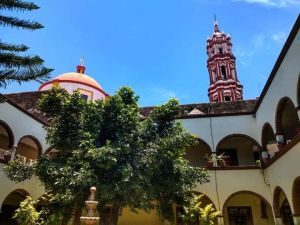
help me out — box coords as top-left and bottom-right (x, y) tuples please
(2, 0), (300, 106)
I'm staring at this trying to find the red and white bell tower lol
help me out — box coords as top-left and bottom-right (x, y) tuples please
(206, 18), (243, 102)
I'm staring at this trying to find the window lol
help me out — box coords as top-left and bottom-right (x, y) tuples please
(81, 94), (88, 101)
(224, 96), (231, 101)
(219, 47), (223, 54)
(221, 65), (227, 79)
(228, 207), (253, 225)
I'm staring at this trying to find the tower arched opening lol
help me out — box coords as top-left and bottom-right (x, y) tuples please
(184, 139), (212, 167)
(223, 191), (274, 225)
(273, 186), (294, 225)
(216, 134), (261, 166)
(0, 189), (29, 224)
(16, 136), (41, 163)
(221, 65), (227, 80)
(275, 97), (299, 144)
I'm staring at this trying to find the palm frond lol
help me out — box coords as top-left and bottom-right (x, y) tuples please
(0, 41), (28, 52)
(0, 0), (39, 11)
(0, 66), (53, 88)
(0, 53), (44, 68)
(0, 15), (43, 30)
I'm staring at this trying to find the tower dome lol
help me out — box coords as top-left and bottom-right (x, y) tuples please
(39, 60), (108, 101)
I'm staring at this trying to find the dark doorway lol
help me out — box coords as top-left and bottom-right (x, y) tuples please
(218, 148), (238, 166)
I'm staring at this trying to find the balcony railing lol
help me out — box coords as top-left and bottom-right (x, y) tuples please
(15, 154), (36, 166)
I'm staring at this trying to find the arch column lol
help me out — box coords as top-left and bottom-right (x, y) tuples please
(297, 108), (300, 134)
(275, 217), (284, 225)
(293, 216), (300, 225)
(217, 215), (224, 225)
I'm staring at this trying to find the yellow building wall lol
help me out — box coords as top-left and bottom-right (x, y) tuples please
(118, 208), (164, 225)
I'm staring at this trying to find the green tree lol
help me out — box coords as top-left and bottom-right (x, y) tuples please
(5, 87), (208, 225)
(13, 196), (40, 225)
(180, 194), (220, 225)
(0, 0), (53, 88)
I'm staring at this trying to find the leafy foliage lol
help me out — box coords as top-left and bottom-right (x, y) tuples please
(13, 196), (40, 225)
(0, 0), (53, 88)
(180, 194), (220, 225)
(7, 87), (209, 225)
(4, 158), (35, 182)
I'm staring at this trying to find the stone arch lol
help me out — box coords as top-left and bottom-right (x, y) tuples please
(185, 138), (212, 167)
(223, 191), (275, 225)
(175, 191), (217, 225)
(292, 177), (300, 216)
(216, 134), (262, 166)
(0, 120), (14, 163)
(261, 123), (276, 150)
(273, 186), (294, 225)
(275, 97), (299, 142)
(297, 74), (300, 106)
(192, 191), (217, 210)
(16, 135), (42, 161)
(0, 189), (30, 223)
(0, 120), (14, 149)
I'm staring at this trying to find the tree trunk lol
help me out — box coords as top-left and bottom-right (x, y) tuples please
(61, 215), (69, 225)
(98, 204), (108, 225)
(73, 203), (83, 225)
(111, 204), (120, 225)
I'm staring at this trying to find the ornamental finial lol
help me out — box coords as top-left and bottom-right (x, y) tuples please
(80, 57), (85, 66)
(213, 14), (219, 32)
(77, 57), (86, 74)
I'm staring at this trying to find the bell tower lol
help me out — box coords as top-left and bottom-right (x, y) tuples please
(206, 17), (243, 102)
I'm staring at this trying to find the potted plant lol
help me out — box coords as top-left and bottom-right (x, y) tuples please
(205, 153), (226, 167)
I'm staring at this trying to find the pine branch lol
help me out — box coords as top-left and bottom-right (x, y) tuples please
(0, 15), (43, 30)
(0, 41), (28, 52)
(0, 66), (53, 88)
(0, 53), (44, 68)
(0, 0), (39, 11)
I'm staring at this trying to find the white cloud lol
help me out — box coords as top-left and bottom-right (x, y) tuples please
(272, 32), (287, 44)
(233, 0), (300, 7)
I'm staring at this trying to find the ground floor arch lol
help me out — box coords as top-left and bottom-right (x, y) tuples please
(293, 177), (300, 217)
(175, 192), (217, 225)
(222, 191), (275, 225)
(0, 189), (29, 225)
(273, 186), (294, 225)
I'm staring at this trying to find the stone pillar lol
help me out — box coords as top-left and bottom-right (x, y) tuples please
(275, 217), (283, 225)
(217, 215), (224, 225)
(293, 216), (300, 225)
(276, 133), (285, 150)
